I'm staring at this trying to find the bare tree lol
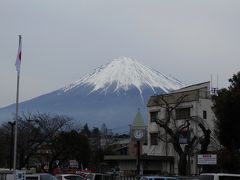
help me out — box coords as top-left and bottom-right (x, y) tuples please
(153, 95), (211, 175)
(100, 127), (119, 152)
(0, 122), (14, 168)
(16, 113), (72, 170)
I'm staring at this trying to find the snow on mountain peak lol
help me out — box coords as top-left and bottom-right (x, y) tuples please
(62, 57), (185, 94)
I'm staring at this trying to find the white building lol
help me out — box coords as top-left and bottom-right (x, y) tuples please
(144, 82), (217, 175)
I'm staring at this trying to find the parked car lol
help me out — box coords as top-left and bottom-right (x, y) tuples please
(26, 173), (57, 180)
(140, 176), (178, 180)
(76, 171), (91, 180)
(199, 173), (240, 180)
(56, 174), (84, 180)
(86, 173), (112, 180)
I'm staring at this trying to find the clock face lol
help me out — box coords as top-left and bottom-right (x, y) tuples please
(134, 129), (144, 139)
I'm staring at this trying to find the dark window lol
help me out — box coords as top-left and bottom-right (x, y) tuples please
(199, 175), (214, 180)
(26, 177), (39, 180)
(203, 110), (207, 119)
(150, 111), (158, 122)
(179, 130), (189, 144)
(150, 133), (158, 145)
(95, 175), (102, 180)
(219, 176), (240, 180)
(64, 176), (83, 180)
(176, 108), (190, 120)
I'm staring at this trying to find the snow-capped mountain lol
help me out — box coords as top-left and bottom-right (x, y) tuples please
(62, 57), (183, 95)
(0, 57), (184, 132)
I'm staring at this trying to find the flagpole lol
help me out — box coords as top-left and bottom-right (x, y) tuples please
(13, 35), (21, 174)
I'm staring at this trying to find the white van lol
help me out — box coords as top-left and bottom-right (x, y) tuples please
(26, 173), (57, 180)
(199, 173), (240, 180)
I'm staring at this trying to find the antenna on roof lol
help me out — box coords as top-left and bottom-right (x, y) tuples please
(210, 74), (218, 95)
(210, 74), (212, 91)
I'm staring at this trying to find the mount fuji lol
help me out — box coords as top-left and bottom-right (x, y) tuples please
(0, 57), (185, 132)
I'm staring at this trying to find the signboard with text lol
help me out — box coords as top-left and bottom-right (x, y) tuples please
(197, 154), (217, 165)
(69, 160), (79, 168)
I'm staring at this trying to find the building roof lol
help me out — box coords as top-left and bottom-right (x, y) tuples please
(173, 81), (210, 93)
(131, 110), (145, 129)
(147, 82), (211, 107)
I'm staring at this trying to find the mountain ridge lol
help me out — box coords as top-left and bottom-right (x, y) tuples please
(0, 57), (185, 132)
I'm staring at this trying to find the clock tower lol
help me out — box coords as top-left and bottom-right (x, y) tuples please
(129, 109), (146, 175)
(131, 109), (146, 141)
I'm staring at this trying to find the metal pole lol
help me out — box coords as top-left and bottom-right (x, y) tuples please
(13, 73), (20, 173)
(8, 121), (15, 170)
(188, 152), (190, 175)
(137, 140), (140, 176)
(187, 125), (191, 175)
(13, 35), (21, 174)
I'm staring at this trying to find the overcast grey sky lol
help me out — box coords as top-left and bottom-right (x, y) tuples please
(0, 0), (240, 108)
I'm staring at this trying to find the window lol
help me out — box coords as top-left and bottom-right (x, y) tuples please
(150, 111), (158, 122)
(179, 130), (189, 144)
(26, 177), (39, 180)
(199, 175), (214, 180)
(219, 176), (240, 180)
(199, 175), (240, 180)
(175, 108), (190, 120)
(203, 110), (207, 119)
(150, 133), (158, 145)
(95, 175), (102, 180)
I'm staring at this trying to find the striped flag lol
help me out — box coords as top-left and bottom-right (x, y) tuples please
(15, 35), (22, 74)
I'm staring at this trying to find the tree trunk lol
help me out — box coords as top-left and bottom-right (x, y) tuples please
(178, 153), (187, 175)
(19, 151), (25, 169)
